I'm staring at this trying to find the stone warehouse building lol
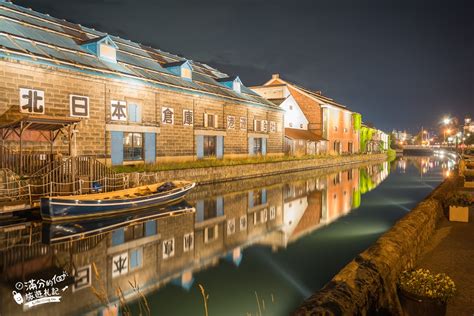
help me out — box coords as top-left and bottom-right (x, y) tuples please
(0, 1), (284, 166)
(251, 74), (360, 155)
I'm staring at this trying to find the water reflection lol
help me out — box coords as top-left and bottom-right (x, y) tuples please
(0, 159), (436, 316)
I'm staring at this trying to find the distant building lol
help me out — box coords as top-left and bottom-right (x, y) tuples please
(361, 125), (389, 153)
(251, 74), (360, 155)
(464, 117), (474, 134)
(392, 129), (413, 145)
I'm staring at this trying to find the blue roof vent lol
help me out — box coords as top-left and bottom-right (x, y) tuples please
(163, 60), (193, 81)
(81, 35), (118, 63)
(217, 76), (242, 93)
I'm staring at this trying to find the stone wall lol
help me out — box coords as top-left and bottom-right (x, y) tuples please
(0, 60), (284, 162)
(126, 153), (387, 186)
(293, 175), (460, 316)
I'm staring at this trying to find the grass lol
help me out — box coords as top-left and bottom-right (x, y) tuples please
(111, 153), (375, 173)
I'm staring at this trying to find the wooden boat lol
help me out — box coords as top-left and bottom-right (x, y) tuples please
(42, 201), (194, 244)
(40, 181), (195, 221)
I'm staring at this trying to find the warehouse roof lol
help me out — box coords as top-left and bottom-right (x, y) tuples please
(0, 1), (281, 110)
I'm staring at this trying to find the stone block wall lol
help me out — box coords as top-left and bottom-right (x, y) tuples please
(128, 153), (388, 186)
(0, 59), (284, 162)
(293, 176), (459, 316)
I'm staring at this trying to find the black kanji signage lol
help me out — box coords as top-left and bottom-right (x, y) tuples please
(19, 88), (45, 114)
(70, 95), (89, 118)
(111, 100), (127, 121)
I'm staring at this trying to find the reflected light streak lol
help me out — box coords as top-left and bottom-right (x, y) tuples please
(257, 252), (312, 298)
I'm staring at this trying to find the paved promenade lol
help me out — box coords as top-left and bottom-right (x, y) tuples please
(417, 204), (474, 315)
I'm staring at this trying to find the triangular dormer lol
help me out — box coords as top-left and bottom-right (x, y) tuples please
(163, 60), (193, 81)
(216, 76), (242, 93)
(81, 35), (118, 63)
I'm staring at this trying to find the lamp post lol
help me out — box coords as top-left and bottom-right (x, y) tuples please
(442, 117), (451, 145)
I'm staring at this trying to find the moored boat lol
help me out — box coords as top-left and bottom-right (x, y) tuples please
(40, 181), (195, 221)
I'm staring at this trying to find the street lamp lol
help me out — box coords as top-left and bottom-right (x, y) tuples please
(442, 117), (451, 145)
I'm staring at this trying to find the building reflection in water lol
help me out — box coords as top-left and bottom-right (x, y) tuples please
(0, 162), (391, 316)
(397, 155), (455, 178)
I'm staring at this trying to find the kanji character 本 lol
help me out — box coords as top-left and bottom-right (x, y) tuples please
(70, 95), (89, 118)
(183, 109), (193, 126)
(112, 252), (128, 278)
(111, 101), (127, 121)
(19, 88), (45, 114)
(162, 107), (174, 124)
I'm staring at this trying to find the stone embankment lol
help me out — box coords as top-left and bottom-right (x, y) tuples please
(124, 153), (387, 186)
(293, 176), (459, 315)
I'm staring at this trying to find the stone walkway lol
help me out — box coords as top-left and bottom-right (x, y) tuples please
(417, 206), (474, 316)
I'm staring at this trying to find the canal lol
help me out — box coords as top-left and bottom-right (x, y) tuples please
(0, 156), (451, 316)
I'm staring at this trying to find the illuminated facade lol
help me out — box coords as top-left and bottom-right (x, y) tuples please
(251, 74), (360, 155)
(0, 2), (284, 166)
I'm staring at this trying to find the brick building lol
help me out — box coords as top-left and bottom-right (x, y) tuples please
(251, 74), (360, 155)
(0, 2), (284, 166)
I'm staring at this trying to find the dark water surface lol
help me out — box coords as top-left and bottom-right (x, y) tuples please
(0, 157), (450, 316)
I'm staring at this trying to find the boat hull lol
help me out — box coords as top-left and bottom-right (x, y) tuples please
(40, 182), (195, 221)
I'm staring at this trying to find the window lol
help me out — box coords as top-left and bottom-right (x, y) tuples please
(203, 199), (217, 220)
(204, 113), (218, 128)
(250, 188), (267, 207)
(99, 43), (116, 62)
(347, 170), (353, 181)
(203, 136), (217, 157)
(300, 124), (304, 128)
(233, 81), (241, 93)
(204, 225), (218, 243)
(124, 223), (144, 241)
(254, 120), (262, 132)
(348, 142), (353, 153)
(145, 220), (157, 237)
(128, 104), (141, 123)
(334, 126), (338, 131)
(344, 128), (348, 133)
(111, 228), (125, 246)
(181, 67), (192, 80)
(123, 132), (143, 161)
(129, 248), (143, 270)
(289, 105), (293, 110)
(254, 138), (263, 154)
(289, 122), (293, 127)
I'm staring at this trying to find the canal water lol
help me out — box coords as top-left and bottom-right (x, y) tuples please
(0, 156), (450, 316)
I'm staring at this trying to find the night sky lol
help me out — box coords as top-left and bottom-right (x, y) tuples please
(14, 0), (474, 133)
